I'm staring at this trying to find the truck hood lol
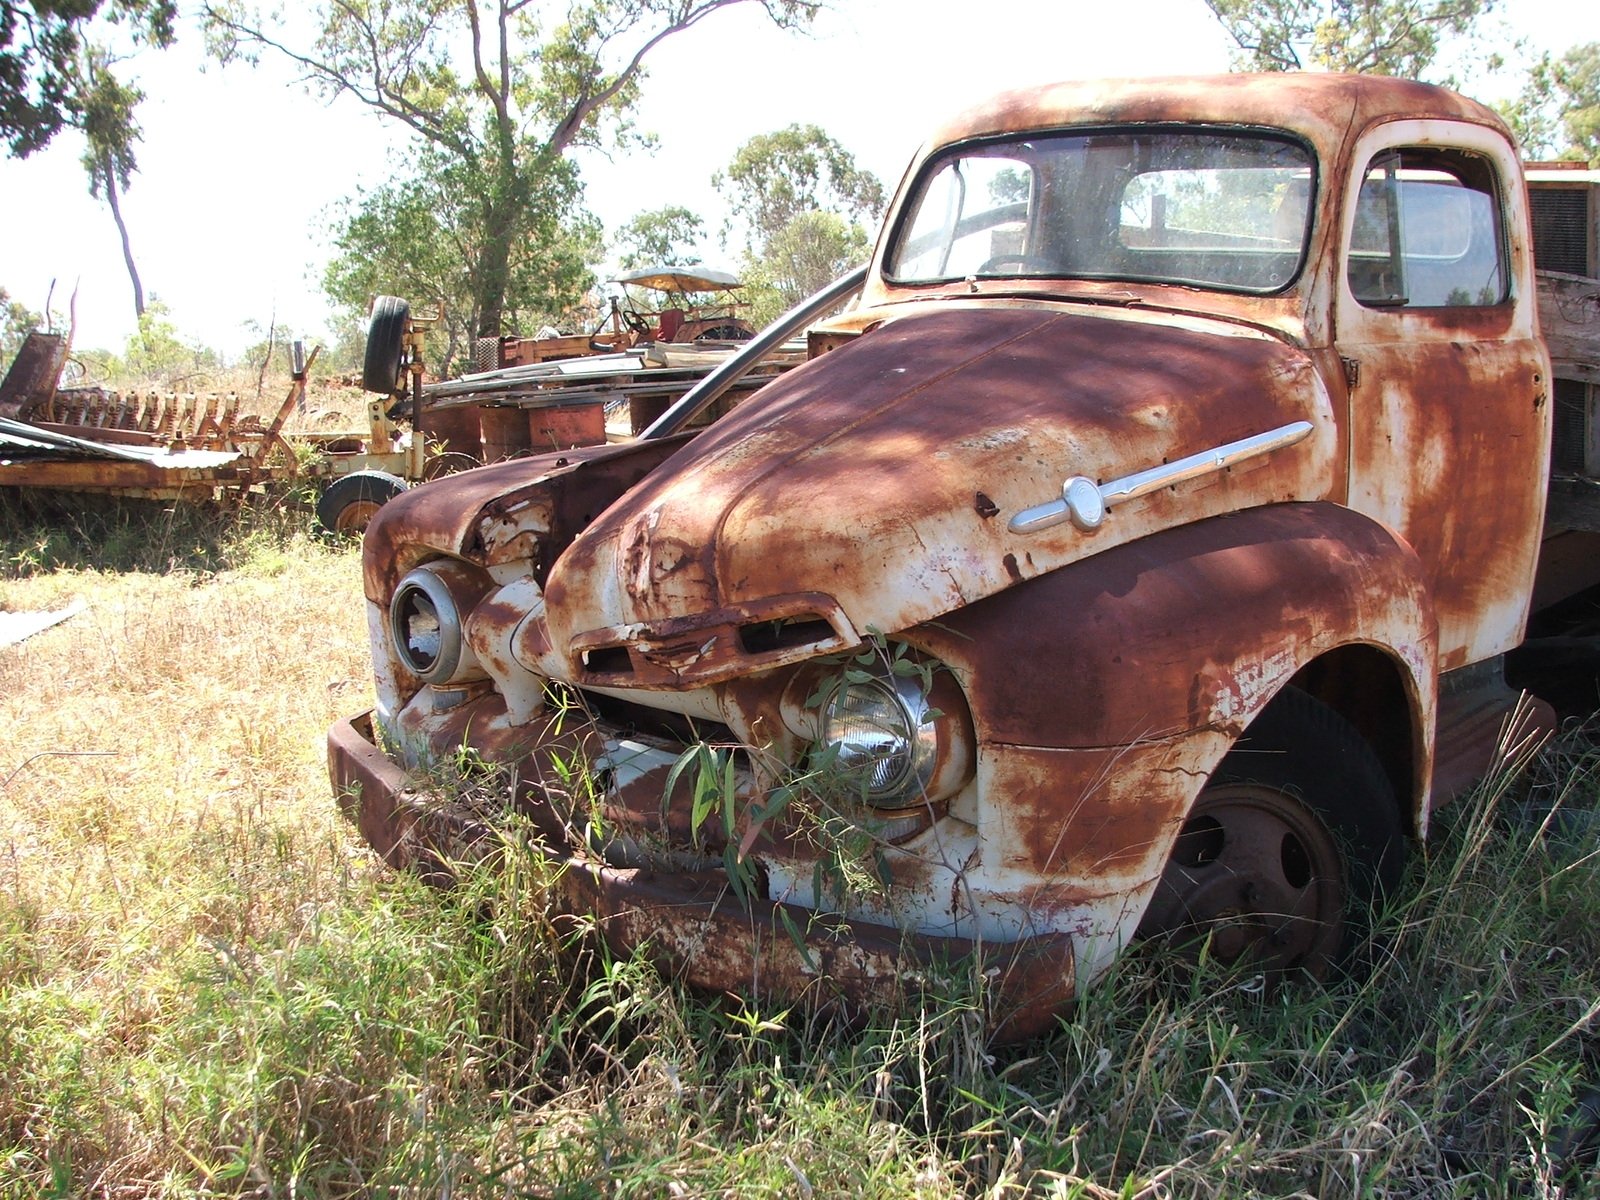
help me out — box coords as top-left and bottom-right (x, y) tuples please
(540, 303), (1337, 676)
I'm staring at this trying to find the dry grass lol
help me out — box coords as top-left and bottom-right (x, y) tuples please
(2, 501), (1600, 1197)
(1, 526), (376, 1192)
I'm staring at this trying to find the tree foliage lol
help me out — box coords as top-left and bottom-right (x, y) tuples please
(105, 296), (220, 384)
(1509, 42), (1600, 164)
(1202, 0), (1502, 78)
(1203, 3), (1598, 165)
(715, 124), (884, 321)
(204, 0), (821, 339)
(735, 208), (870, 324)
(0, 0), (174, 158)
(615, 204), (705, 269)
(1, 285), (45, 361)
(716, 123), (884, 254)
(323, 145), (602, 377)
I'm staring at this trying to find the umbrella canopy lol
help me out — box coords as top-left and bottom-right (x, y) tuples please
(613, 266), (743, 293)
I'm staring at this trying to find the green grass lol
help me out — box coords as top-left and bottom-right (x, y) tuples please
(2, 497), (1599, 1196)
(0, 484), (318, 579)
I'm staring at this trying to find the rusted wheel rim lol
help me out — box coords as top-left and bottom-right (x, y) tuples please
(1141, 783), (1346, 975)
(333, 499), (382, 534)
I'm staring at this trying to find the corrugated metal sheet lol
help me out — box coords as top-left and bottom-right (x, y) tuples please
(0, 416), (242, 469)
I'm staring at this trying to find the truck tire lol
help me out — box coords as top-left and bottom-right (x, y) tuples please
(1136, 687), (1405, 977)
(316, 470), (407, 536)
(362, 296), (411, 395)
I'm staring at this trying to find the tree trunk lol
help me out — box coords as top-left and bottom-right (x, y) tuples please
(474, 185), (520, 339)
(102, 156), (146, 324)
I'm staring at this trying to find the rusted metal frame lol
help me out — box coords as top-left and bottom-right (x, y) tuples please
(217, 392), (239, 444)
(108, 392), (134, 430)
(266, 348), (319, 446)
(328, 710), (1075, 1040)
(0, 331), (71, 419)
(0, 459), (250, 488)
(192, 394), (222, 447)
(18, 420), (164, 448)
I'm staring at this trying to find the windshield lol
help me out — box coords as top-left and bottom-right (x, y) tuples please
(886, 128), (1315, 295)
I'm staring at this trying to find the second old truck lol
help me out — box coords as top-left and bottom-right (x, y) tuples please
(329, 73), (1600, 1039)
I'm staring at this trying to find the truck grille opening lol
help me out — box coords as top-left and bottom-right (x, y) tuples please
(1530, 189), (1591, 276)
(737, 615), (838, 656)
(574, 686), (735, 749)
(1553, 378), (1589, 475)
(581, 645), (634, 676)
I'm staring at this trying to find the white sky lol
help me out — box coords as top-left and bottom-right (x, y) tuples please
(0, 0), (1589, 358)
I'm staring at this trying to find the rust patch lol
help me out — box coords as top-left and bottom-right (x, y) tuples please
(911, 503), (1435, 750)
(330, 708), (1074, 1041)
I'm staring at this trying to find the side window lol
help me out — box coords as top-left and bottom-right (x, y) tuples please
(1347, 147), (1507, 308)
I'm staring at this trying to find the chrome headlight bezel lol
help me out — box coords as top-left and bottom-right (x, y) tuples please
(388, 560), (491, 686)
(816, 663), (968, 810)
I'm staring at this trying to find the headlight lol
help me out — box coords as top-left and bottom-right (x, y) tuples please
(389, 560), (492, 685)
(819, 672), (941, 806)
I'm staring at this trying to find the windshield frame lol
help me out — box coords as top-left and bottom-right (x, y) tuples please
(881, 122), (1320, 299)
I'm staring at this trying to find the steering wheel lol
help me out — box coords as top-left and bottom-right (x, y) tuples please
(976, 254), (1060, 276)
(622, 309), (652, 336)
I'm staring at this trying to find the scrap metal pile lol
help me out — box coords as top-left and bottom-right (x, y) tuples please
(418, 340), (806, 455)
(0, 330), (302, 501)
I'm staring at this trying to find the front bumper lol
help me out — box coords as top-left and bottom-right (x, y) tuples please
(328, 710), (1075, 1041)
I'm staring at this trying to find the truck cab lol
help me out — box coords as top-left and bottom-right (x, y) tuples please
(330, 74), (1592, 1039)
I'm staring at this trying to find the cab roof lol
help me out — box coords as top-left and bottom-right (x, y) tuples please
(924, 73), (1509, 160)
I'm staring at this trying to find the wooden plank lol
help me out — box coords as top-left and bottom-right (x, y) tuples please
(1538, 270), (1600, 369)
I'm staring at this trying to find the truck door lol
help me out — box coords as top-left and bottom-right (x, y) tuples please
(1335, 124), (1551, 671)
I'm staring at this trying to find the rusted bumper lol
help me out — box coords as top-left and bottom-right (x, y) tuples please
(328, 710), (1074, 1041)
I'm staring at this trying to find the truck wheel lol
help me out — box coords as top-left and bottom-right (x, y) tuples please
(1136, 688), (1404, 977)
(362, 296), (411, 395)
(316, 470), (407, 536)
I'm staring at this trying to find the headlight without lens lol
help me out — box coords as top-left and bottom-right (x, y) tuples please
(389, 560), (492, 685)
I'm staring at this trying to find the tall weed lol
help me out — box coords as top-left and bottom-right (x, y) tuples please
(3, 506), (1600, 1196)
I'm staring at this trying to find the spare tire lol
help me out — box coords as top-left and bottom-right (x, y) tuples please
(316, 470), (408, 536)
(362, 296), (411, 394)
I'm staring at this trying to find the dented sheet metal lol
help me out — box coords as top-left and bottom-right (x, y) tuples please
(329, 73), (1580, 1033)
(329, 710), (1076, 1039)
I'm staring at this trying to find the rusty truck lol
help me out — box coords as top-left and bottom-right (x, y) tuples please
(329, 74), (1600, 1039)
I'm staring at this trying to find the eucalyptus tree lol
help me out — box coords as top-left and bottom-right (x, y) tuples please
(0, 0), (174, 157)
(714, 123), (884, 319)
(615, 204), (706, 269)
(1202, 0), (1503, 77)
(204, 0), (821, 338)
(1510, 42), (1600, 164)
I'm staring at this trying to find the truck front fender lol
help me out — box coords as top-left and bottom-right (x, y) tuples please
(917, 501), (1436, 749)
(908, 502), (1438, 897)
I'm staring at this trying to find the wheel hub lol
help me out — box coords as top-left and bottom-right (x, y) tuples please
(1139, 782), (1346, 975)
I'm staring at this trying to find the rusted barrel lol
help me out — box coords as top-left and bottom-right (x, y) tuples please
(420, 405), (484, 463)
(529, 403), (605, 451)
(478, 405), (532, 462)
